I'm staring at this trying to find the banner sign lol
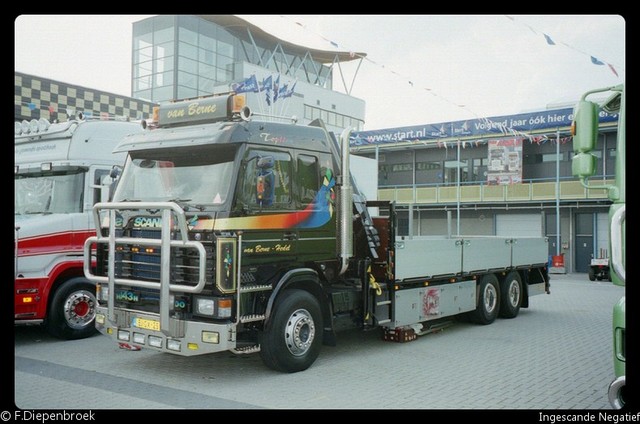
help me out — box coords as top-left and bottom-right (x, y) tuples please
(158, 96), (230, 126)
(487, 138), (523, 185)
(351, 107), (618, 146)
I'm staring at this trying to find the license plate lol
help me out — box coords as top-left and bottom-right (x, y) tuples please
(132, 317), (160, 331)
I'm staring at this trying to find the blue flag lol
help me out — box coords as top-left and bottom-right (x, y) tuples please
(591, 56), (605, 65)
(261, 75), (273, 105)
(232, 75), (259, 93)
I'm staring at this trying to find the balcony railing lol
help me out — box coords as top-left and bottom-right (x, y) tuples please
(377, 176), (614, 205)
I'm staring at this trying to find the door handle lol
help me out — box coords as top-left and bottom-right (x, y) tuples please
(283, 232), (298, 240)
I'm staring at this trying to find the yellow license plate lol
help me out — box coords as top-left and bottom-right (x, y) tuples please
(132, 317), (160, 331)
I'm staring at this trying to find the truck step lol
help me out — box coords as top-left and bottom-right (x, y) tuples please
(376, 300), (391, 306)
(231, 344), (261, 354)
(240, 314), (266, 323)
(377, 319), (391, 325)
(415, 320), (453, 336)
(240, 284), (272, 293)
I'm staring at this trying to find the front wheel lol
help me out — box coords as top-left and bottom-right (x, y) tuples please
(468, 274), (500, 325)
(499, 271), (522, 319)
(259, 289), (323, 373)
(46, 277), (98, 340)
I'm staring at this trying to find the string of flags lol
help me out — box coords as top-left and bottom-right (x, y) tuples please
(275, 15), (621, 143)
(426, 135), (573, 150)
(505, 15), (622, 78)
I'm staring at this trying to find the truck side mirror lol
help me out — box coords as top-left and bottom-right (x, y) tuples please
(571, 152), (597, 178)
(572, 100), (598, 153)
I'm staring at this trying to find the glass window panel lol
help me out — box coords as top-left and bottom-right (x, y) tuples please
(155, 71), (174, 87)
(198, 77), (215, 94)
(216, 67), (232, 82)
(178, 24), (198, 45)
(298, 155), (319, 204)
(155, 41), (174, 59)
(155, 26), (174, 44)
(178, 41), (198, 60)
(153, 85), (173, 102)
(177, 85), (197, 100)
(218, 40), (234, 58)
(154, 57), (172, 74)
(134, 75), (152, 91)
(199, 63), (216, 81)
(177, 71), (198, 89)
(134, 46), (153, 64)
(199, 48), (215, 66)
(134, 89), (152, 102)
(134, 61), (153, 78)
(178, 56), (198, 74)
(199, 33), (216, 52)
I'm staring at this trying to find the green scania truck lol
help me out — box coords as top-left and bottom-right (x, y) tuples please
(571, 84), (626, 408)
(84, 93), (550, 373)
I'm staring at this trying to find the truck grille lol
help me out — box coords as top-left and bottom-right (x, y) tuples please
(102, 228), (214, 288)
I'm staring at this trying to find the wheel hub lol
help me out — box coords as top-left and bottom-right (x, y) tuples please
(64, 290), (96, 329)
(284, 308), (316, 356)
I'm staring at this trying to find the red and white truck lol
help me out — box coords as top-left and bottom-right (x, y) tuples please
(15, 117), (144, 339)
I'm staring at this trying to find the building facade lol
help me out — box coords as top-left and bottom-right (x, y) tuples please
(352, 108), (618, 273)
(131, 15), (366, 134)
(15, 72), (156, 124)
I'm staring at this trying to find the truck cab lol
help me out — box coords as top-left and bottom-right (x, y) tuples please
(571, 84), (625, 408)
(15, 117), (144, 339)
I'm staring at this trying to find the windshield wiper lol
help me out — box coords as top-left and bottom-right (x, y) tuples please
(167, 198), (205, 212)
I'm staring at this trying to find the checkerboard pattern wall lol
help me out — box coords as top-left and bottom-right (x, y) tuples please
(15, 72), (156, 123)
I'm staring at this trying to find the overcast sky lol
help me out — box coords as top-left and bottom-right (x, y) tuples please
(14, 14), (625, 130)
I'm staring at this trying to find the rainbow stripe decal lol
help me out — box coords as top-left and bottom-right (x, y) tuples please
(192, 169), (336, 231)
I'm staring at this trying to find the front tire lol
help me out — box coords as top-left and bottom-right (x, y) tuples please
(46, 277), (98, 340)
(259, 289), (323, 373)
(499, 271), (522, 319)
(468, 274), (500, 325)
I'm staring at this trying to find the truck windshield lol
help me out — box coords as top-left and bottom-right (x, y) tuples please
(15, 171), (85, 215)
(113, 145), (237, 206)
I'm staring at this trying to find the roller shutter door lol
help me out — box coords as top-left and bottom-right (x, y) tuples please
(496, 213), (542, 237)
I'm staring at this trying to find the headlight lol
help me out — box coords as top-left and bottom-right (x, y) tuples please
(194, 298), (215, 316)
(193, 297), (233, 319)
(96, 284), (109, 302)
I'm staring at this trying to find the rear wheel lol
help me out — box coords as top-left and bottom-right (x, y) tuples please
(259, 289), (323, 373)
(588, 267), (596, 281)
(499, 271), (522, 319)
(469, 274), (500, 325)
(46, 277), (97, 340)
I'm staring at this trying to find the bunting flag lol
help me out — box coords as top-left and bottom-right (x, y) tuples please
(544, 34), (555, 45)
(275, 14), (618, 140)
(506, 16), (622, 78)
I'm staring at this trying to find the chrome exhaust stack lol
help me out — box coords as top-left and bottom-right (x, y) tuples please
(338, 127), (353, 276)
